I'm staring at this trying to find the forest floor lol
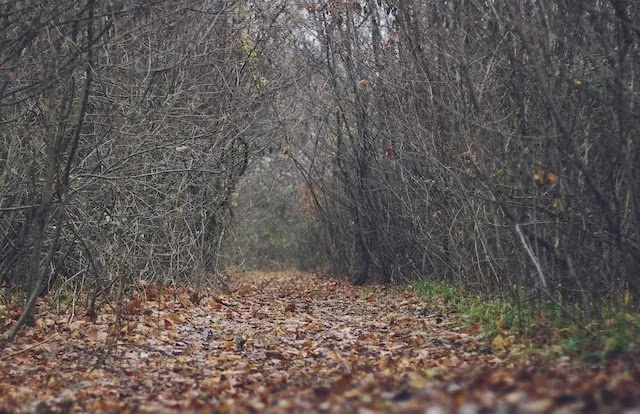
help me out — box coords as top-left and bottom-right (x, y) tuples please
(1, 271), (639, 413)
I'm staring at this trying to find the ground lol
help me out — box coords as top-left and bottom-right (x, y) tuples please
(1, 272), (639, 413)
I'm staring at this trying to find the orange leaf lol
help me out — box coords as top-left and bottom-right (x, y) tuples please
(545, 172), (559, 185)
(532, 166), (545, 186)
(125, 297), (143, 315)
(378, 354), (392, 369)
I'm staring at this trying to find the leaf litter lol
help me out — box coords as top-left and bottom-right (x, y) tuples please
(1, 271), (639, 413)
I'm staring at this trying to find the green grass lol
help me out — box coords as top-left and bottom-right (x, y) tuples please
(412, 280), (528, 335)
(412, 280), (640, 361)
(568, 311), (640, 362)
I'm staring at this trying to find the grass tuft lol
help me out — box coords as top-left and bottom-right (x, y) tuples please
(412, 280), (640, 361)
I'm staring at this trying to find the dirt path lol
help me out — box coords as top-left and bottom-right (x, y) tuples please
(1, 272), (638, 413)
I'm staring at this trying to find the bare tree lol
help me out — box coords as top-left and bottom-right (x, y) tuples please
(287, 0), (639, 318)
(1, 0), (292, 340)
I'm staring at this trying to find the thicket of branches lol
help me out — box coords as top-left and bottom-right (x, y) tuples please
(0, 0), (290, 339)
(289, 0), (639, 317)
(2, 0), (639, 339)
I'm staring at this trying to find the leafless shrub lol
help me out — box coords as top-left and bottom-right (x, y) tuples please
(289, 0), (639, 317)
(1, 0), (290, 338)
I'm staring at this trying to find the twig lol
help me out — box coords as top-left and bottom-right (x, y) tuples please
(211, 296), (238, 310)
(515, 224), (548, 290)
(515, 224), (596, 337)
(117, 341), (172, 356)
(0, 332), (60, 361)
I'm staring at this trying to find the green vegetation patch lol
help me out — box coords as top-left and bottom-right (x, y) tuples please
(412, 280), (640, 362)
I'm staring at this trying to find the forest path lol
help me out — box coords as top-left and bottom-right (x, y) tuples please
(1, 271), (638, 413)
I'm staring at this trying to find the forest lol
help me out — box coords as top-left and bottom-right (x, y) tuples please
(1, 0), (639, 412)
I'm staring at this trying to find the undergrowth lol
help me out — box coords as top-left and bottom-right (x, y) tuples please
(412, 280), (640, 362)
